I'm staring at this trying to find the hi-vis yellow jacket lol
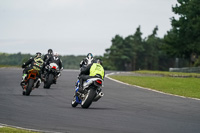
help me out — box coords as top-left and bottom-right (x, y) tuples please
(89, 63), (104, 79)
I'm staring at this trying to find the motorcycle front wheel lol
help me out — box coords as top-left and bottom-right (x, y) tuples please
(25, 79), (34, 96)
(44, 73), (54, 89)
(71, 95), (78, 107)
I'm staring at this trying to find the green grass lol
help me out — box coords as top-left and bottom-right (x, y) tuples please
(109, 71), (200, 99)
(0, 65), (20, 68)
(0, 126), (39, 133)
(135, 70), (200, 78)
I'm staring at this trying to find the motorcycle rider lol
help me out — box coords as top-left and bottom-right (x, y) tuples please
(80, 53), (94, 68)
(78, 53), (94, 82)
(43, 49), (53, 63)
(45, 52), (63, 84)
(42, 49), (54, 78)
(20, 52), (44, 86)
(78, 58), (105, 93)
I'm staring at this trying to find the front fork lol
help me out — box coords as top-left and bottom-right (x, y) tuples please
(75, 86), (82, 104)
(34, 78), (41, 88)
(75, 80), (84, 104)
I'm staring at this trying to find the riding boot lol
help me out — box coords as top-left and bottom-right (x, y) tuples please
(20, 74), (27, 86)
(53, 79), (57, 84)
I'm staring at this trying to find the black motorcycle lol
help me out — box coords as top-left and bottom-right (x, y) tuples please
(43, 63), (59, 89)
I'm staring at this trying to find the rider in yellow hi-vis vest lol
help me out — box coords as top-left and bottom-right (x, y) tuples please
(78, 58), (105, 93)
(20, 52), (44, 86)
(89, 63), (104, 80)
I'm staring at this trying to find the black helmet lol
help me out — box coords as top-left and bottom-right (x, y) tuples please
(36, 52), (42, 57)
(48, 49), (53, 54)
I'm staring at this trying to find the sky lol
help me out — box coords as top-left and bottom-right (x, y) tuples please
(0, 0), (178, 56)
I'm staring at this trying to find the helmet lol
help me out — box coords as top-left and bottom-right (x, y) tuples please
(48, 49), (53, 54)
(54, 52), (59, 57)
(35, 52), (42, 57)
(95, 58), (103, 65)
(86, 53), (93, 65)
(86, 53), (93, 60)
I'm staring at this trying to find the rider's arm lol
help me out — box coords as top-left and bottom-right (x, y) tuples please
(59, 59), (63, 70)
(79, 59), (84, 68)
(80, 63), (92, 75)
(43, 54), (47, 61)
(45, 57), (51, 65)
(22, 57), (33, 68)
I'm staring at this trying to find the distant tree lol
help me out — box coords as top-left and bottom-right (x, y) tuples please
(164, 0), (200, 65)
(144, 26), (160, 70)
(129, 26), (144, 70)
(104, 35), (127, 70)
(60, 55), (85, 69)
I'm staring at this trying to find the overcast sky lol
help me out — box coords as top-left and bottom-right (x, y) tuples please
(0, 0), (177, 56)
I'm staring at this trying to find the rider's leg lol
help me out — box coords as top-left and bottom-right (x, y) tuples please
(20, 67), (29, 86)
(78, 75), (91, 93)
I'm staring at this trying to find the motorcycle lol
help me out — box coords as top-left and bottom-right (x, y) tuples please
(71, 77), (104, 108)
(22, 69), (41, 96)
(43, 63), (60, 89)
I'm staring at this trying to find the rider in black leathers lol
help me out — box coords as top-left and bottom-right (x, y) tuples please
(42, 49), (54, 77)
(79, 53), (94, 68)
(77, 53), (95, 92)
(45, 52), (63, 83)
(43, 49), (53, 64)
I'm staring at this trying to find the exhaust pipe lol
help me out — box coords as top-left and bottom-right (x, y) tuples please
(99, 92), (104, 97)
(35, 78), (41, 88)
(93, 92), (104, 102)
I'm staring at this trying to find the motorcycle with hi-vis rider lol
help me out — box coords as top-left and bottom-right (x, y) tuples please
(21, 54), (44, 96)
(21, 68), (42, 96)
(71, 60), (105, 108)
(71, 77), (104, 108)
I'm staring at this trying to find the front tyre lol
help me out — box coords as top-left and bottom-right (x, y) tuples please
(45, 73), (54, 89)
(71, 95), (78, 107)
(26, 79), (34, 96)
(81, 89), (96, 109)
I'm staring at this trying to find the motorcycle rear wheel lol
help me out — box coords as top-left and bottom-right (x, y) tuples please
(81, 89), (96, 109)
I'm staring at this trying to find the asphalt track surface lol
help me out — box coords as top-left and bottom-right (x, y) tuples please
(0, 68), (200, 133)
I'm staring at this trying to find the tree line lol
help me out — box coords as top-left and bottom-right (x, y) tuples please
(1, 0), (200, 71)
(0, 52), (87, 69)
(102, 0), (200, 71)
(102, 26), (189, 71)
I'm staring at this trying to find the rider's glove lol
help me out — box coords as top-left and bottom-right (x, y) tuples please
(45, 65), (49, 69)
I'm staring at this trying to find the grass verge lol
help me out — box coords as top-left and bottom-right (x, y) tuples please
(0, 65), (20, 68)
(0, 126), (38, 133)
(135, 70), (200, 78)
(109, 71), (200, 99)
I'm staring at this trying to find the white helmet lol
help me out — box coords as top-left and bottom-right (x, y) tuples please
(54, 52), (59, 57)
(86, 53), (93, 65)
